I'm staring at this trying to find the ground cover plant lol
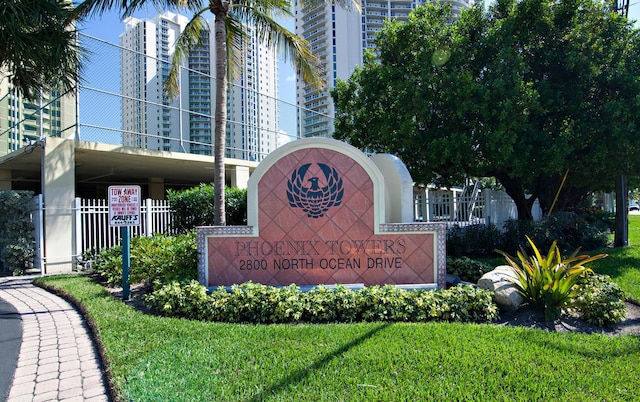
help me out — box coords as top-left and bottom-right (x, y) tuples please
(82, 231), (197, 286)
(144, 281), (499, 324)
(37, 275), (640, 402)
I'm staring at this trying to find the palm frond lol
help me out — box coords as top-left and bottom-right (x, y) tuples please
(165, 11), (210, 98)
(1, 0), (86, 100)
(73, 0), (200, 19)
(225, 15), (251, 82)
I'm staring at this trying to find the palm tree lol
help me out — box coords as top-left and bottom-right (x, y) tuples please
(75, 0), (358, 225)
(0, 0), (83, 101)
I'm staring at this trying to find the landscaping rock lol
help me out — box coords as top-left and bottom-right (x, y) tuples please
(477, 265), (524, 312)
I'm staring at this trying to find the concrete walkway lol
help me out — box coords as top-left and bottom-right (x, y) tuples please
(0, 276), (110, 402)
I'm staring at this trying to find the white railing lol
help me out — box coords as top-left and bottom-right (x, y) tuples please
(414, 189), (542, 229)
(73, 198), (174, 257)
(26, 196), (174, 273)
(25, 190), (540, 272)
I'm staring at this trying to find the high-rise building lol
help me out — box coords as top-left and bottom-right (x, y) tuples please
(226, 27), (279, 161)
(120, 11), (279, 161)
(0, 80), (76, 157)
(295, 0), (472, 138)
(121, 12), (187, 152)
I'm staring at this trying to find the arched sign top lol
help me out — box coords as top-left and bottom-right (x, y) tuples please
(247, 138), (386, 230)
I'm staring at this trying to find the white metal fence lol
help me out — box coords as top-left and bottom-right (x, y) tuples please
(414, 189), (542, 229)
(74, 198), (174, 256)
(26, 197), (174, 272)
(23, 190), (537, 273)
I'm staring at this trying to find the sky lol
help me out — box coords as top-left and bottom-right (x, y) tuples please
(77, 1), (640, 100)
(77, 7), (298, 105)
(75, 2), (640, 141)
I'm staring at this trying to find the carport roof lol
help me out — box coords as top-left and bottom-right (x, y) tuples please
(0, 139), (258, 191)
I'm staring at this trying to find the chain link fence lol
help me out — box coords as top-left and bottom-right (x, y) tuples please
(77, 34), (332, 160)
(2, 33), (333, 159)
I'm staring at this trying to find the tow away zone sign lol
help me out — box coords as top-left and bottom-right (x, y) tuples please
(108, 185), (141, 227)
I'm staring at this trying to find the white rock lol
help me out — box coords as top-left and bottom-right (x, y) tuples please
(478, 265), (524, 312)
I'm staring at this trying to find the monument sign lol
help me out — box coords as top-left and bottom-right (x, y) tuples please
(197, 138), (446, 288)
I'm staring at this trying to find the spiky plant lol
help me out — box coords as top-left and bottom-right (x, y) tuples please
(497, 236), (607, 321)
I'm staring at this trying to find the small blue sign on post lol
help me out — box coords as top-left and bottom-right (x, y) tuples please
(108, 185), (141, 300)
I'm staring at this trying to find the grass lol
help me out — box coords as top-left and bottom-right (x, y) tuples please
(38, 274), (640, 402)
(581, 215), (640, 302)
(34, 217), (640, 401)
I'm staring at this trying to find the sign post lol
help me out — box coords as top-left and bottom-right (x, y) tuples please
(108, 185), (141, 300)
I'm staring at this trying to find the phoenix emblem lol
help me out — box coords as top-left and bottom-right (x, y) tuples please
(287, 163), (344, 218)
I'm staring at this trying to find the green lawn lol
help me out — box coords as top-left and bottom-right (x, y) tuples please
(589, 215), (640, 302)
(38, 274), (640, 402)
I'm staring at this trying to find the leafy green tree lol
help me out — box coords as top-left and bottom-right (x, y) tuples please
(333, 0), (640, 220)
(75, 0), (358, 225)
(0, 0), (83, 100)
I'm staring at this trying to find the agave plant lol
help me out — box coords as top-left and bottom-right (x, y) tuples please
(496, 236), (607, 321)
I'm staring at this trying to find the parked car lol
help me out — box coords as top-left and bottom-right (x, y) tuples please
(629, 200), (639, 211)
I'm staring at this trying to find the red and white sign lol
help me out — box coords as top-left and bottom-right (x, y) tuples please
(108, 185), (141, 227)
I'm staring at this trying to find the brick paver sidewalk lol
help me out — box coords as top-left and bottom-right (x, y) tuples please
(0, 277), (110, 402)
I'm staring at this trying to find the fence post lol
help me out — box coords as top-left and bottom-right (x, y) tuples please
(35, 194), (45, 273)
(74, 198), (82, 265)
(145, 198), (153, 236)
(484, 190), (492, 226)
(426, 189), (434, 222)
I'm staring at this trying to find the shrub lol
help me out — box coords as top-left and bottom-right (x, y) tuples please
(302, 284), (360, 322)
(226, 282), (305, 323)
(430, 285), (499, 322)
(145, 281), (500, 324)
(358, 285), (415, 322)
(501, 212), (609, 256)
(571, 274), (626, 327)
(0, 191), (36, 275)
(144, 280), (210, 320)
(446, 224), (502, 257)
(225, 187), (248, 226)
(500, 219), (540, 255)
(167, 185), (247, 233)
(167, 184), (215, 233)
(497, 236), (607, 321)
(446, 257), (494, 283)
(86, 232), (197, 286)
(573, 208), (615, 234)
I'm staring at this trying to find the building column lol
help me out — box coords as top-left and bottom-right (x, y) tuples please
(229, 165), (250, 189)
(0, 169), (11, 190)
(43, 138), (75, 274)
(148, 177), (165, 200)
(370, 154), (415, 223)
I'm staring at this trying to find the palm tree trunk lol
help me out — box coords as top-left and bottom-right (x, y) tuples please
(213, 6), (228, 226)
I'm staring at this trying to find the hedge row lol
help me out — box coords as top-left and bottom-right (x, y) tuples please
(144, 281), (500, 324)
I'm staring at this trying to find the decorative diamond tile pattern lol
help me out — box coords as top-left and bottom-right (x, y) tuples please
(202, 146), (446, 289)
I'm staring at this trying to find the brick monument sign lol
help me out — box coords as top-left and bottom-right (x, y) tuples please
(197, 138), (446, 288)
